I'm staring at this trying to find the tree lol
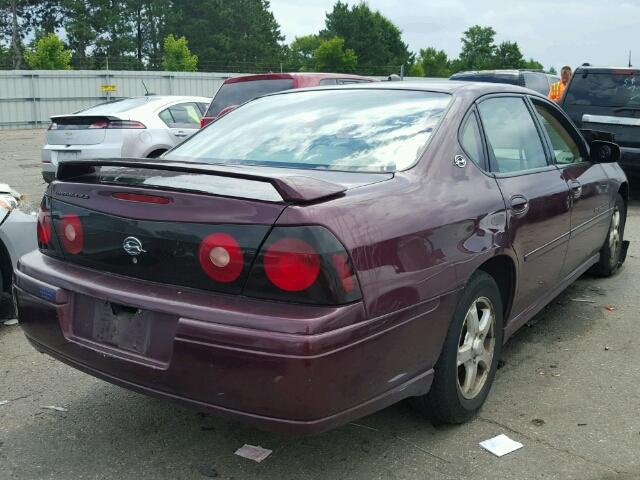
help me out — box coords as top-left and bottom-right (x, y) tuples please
(548, 66), (557, 75)
(524, 58), (544, 70)
(312, 36), (356, 72)
(161, 33), (197, 71)
(288, 34), (321, 70)
(418, 47), (451, 77)
(408, 62), (424, 77)
(493, 41), (525, 69)
(459, 25), (496, 71)
(322, 1), (412, 75)
(24, 32), (71, 69)
(168, 0), (284, 71)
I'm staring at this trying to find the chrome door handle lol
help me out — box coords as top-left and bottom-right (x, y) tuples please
(510, 195), (529, 217)
(569, 180), (582, 200)
(174, 130), (188, 137)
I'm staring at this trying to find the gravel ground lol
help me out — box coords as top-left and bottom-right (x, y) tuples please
(1, 129), (640, 480)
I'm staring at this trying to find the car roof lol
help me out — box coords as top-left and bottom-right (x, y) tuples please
(574, 66), (640, 75)
(66, 95), (211, 117)
(266, 80), (547, 98)
(222, 72), (375, 85)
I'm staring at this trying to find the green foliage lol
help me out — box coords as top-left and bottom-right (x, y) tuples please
(288, 34), (322, 70)
(167, 0), (284, 71)
(548, 66), (558, 75)
(493, 41), (525, 69)
(524, 58), (544, 70)
(417, 47), (451, 77)
(459, 25), (497, 70)
(161, 34), (197, 71)
(408, 62), (424, 77)
(312, 36), (356, 72)
(24, 32), (71, 69)
(322, 1), (411, 75)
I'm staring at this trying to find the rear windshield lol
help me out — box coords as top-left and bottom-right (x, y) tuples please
(167, 89), (451, 173)
(206, 79), (295, 117)
(565, 71), (640, 107)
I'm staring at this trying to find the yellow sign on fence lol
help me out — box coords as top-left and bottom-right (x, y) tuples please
(101, 84), (117, 92)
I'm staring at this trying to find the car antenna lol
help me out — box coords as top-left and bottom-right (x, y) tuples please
(629, 51), (633, 68)
(142, 80), (155, 96)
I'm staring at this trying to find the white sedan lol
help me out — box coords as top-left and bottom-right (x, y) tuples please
(41, 95), (211, 182)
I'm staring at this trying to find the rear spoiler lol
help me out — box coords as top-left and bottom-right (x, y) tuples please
(55, 158), (347, 204)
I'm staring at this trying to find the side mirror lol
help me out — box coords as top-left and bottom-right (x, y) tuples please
(590, 140), (620, 163)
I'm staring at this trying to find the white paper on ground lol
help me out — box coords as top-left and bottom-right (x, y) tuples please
(40, 405), (68, 412)
(234, 444), (272, 463)
(3, 319), (18, 326)
(0, 400), (8, 406)
(479, 434), (523, 457)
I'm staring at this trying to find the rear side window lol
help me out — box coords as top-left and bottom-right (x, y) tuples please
(478, 97), (548, 173)
(460, 112), (484, 167)
(565, 71), (640, 107)
(206, 79), (295, 117)
(523, 72), (550, 95)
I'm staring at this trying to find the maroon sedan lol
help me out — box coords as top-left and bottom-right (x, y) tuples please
(16, 82), (628, 434)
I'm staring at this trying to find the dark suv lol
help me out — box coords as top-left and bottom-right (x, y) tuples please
(561, 66), (640, 173)
(450, 70), (559, 96)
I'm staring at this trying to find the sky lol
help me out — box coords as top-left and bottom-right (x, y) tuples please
(270, 0), (639, 71)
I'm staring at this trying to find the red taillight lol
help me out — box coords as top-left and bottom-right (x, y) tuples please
(112, 192), (171, 204)
(88, 119), (109, 129)
(108, 120), (146, 129)
(198, 233), (244, 283)
(60, 213), (84, 254)
(88, 120), (146, 129)
(37, 209), (52, 245)
(263, 238), (320, 292)
(200, 117), (213, 128)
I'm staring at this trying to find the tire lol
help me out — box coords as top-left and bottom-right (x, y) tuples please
(592, 193), (626, 277)
(414, 271), (504, 424)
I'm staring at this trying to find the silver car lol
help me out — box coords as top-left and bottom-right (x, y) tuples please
(41, 95), (211, 182)
(0, 184), (36, 295)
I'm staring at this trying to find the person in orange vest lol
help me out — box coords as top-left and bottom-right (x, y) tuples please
(548, 66), (572, 103)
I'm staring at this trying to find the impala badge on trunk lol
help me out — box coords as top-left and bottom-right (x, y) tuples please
(123, 237), (146, 260)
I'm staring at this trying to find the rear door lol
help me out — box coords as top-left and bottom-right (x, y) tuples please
(477, 95), (571, 316)
(530, 97), (611, 276)
(158, 102), (203, 144)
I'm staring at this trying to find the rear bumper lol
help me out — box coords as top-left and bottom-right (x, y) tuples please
(15, 251), (452, 434)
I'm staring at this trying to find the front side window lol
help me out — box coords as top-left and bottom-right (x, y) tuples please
(166, 89), (451, 173)
(478, 97), (548, 173)
(533, 102), (584, 164)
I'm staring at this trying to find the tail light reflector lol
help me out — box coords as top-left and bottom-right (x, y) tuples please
(37, 208), (52, 246)
(198, 233), (244, 283)
(112, 192), (171, 204)
(60, 213), (84, 254)
(264, 238), (320, 292)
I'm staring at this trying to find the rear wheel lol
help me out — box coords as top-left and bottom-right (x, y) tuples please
(592, 193), (626, 277)
(414, 271), (503, 424)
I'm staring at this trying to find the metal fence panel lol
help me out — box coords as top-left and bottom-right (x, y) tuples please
(0, 70), (237, 129)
